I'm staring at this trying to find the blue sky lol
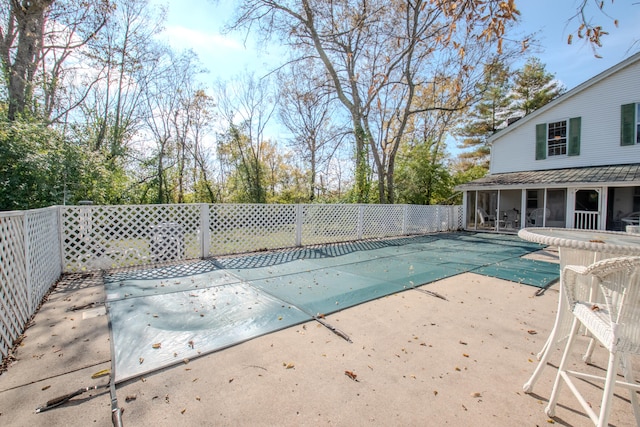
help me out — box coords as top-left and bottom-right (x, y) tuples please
(152, 0), (640, 90)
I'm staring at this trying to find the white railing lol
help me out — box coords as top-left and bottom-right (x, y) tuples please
(1, 202), (461, 358)
(0, 207), (60, 359)
(574, 210), (600, 230)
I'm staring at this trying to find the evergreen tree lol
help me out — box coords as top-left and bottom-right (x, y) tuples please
(456, 59), (512, 170)
(511, 57), (564, 116)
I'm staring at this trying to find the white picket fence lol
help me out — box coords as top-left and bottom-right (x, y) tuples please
(1, 203), (462, 358)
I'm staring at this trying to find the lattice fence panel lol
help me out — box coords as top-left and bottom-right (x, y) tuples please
(301, 204), (360, 245)
(24, 207), (61, 312)
(405, 205), (451, 234)
(0, 214), (28, 358)
(61, 204), (201, 272)
(209, 204), (297, 256)
(455, 205), (464, 229)
(361, 205), (404, 239)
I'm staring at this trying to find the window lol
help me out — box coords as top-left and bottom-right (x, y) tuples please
(547, 120), (567, 156)
(536, 117), (580, 160)
(620, 103), (640, 146)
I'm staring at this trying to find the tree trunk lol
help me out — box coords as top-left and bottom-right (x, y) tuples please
(7, 0), (53, 120)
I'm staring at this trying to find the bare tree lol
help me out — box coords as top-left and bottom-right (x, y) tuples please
(277, 62), (346, 201)
(184, 89), (217, 203)
(0, 0), (111, 121)
(231, 0), (522, 203)
(214, 73), (276, 203)
(81, 0), (165, 162)
(140, 48), (204, 203)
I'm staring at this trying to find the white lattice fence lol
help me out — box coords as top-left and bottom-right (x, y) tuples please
(300, 204), (360, 245)
(209, 204), (297, 256)
(61, 204), (202, 272)
(0, 213), (28, 358)
(361, 205), (404, 238)
(25, 207), (61, 312)
(405, 205), (461, 234)
(0, 207), (61, 359)
(59, 203), (462, 270)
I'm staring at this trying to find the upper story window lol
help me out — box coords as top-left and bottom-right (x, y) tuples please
(547, 120), (567, 156)
(620, 103), (640, 146)
(535, 117), (581, 160)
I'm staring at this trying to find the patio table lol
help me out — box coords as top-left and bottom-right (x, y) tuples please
(517, 227), (640, 393)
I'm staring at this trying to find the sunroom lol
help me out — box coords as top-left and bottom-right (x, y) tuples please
(456, 163), (640, 232)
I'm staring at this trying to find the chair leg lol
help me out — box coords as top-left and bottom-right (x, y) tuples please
(524, 332), (553, 393)
(545, 318), (581, 417)
(582, 335), (596, 363)
(621, 354), (640, 425)
(536, 333), (551, 361)
(597, 351), (620, 427)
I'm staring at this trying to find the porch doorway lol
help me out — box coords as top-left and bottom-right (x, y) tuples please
(574, 189), (600, 229)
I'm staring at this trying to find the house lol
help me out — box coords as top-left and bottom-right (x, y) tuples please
(456, 52), (640, 232)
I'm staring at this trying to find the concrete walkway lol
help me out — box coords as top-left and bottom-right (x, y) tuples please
(1, 248), (638, 426)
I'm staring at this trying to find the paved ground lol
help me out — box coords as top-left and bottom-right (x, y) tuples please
(1, 247), (639, 426)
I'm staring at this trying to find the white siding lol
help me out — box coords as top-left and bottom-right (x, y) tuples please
(490, 58), (640, 174)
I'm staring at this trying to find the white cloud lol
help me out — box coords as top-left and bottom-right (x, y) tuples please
(164, 25), (245, 53)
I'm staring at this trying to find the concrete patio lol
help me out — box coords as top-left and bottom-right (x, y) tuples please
(0, 247), (638, 426)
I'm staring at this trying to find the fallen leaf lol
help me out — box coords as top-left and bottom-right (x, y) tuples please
(345, 370), (358, 381)
(152, 343), (161, 349)
(92, 369), (110, 379)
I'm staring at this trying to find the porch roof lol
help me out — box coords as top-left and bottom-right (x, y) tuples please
(455, 163), (640, 191)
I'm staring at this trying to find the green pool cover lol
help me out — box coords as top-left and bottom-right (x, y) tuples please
(104, 232), (558, 382)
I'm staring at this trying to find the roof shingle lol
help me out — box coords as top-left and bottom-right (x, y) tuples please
(456, 164), (640, 190)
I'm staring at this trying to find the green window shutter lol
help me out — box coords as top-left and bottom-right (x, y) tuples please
(535, 123), (546, 160)
(621, 103), (636, 146)
(568, 116), (581, 156)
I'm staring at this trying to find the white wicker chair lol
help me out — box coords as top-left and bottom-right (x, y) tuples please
(545, 256), (640, 426)
(526, 207), (550, 227)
